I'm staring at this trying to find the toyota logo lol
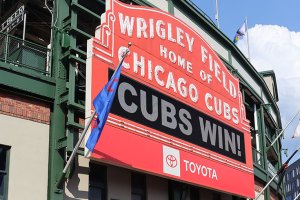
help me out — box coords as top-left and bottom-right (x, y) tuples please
(166, 155), (177, 168)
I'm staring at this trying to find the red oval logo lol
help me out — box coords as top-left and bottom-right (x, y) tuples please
(166, 155), (177, 168)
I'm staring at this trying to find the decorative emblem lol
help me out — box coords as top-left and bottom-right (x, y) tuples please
(166, 154), (178, 168)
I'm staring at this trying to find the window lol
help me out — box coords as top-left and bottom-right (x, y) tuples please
(0, 145), (10, 200)
(296, 166), (300, 176)
(89, 163), (107, 200)
(131, 173), (146, 200)
(190, 186), (199, 200)
(286, 194), (292, 200)
(169, 181), (187, 200)
(232, 196), (244, 200)
(168, 181), (199, 200)
(213, 192), (221, 200)
(286, 183), (291, 192)
(292, 181), (297, 190)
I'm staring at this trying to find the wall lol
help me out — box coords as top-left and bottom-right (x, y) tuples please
(64, 155), (89, 200)
(147, 174), (168, 200)
(0, 91), (50, 124)
(254, 179), (265, 200)
(0, 114), (49, 200)
(263, 76), (275, 99)
(108, 165), (131, 200)
(0, 91), (50, 200)
(147, 0), (168, 11)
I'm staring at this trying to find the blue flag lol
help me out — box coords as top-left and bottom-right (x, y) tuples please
(86, 53), (127, 152)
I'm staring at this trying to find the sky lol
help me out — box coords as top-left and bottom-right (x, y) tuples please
(191, 0), (300, 163)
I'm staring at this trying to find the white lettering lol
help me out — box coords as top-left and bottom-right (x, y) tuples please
(133, 53), (145, 77)
(118, 13), (195, 52)
(154, 65), (165, 86)
(204, 92), (240, 124)
(119, 13), (134, 37)
(136, 17), (148, 38)
(176, 27), (185, 47)
(178, 78), (187, 98)
(205, 93), (213, 111)
(166, 71), (177, 93)
(125, 51), (199, 104)
(183, 160), (218, 180)
(156, 20), (166, 39)
(186, 33), (194, 52)
(200, 45), (238, 99)
(149, 18), (154, 38)
(189, 84), (198, 103)
(159, 45), (193, 74)
(167, 23), (176, 42)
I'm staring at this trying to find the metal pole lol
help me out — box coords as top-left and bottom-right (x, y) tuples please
(63, 111), (96, 174)
(55, 45), (131, 189)
(84, 46), (131, 158)
(245, 16), (250, 60)
(45, 0), (54, 76)
(215, 0), (220, 29)
(255, 145), (300, 200)
(22, 12), (27, 41)
(254, 174), (278, 200)
(4, 33), (9, 62)
(294, 191), (300, 200)
(56, 110), (96, 189)
(269, 109), (300, 149)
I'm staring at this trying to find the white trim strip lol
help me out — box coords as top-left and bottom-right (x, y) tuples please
(106, 116), (254, 174)
(93, 53), (113, 64)
(93, 45), (112, 57)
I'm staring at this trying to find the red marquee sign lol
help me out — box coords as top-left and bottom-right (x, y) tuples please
(86, 0), (254, 198)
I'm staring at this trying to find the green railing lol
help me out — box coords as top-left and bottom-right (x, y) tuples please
(0, 32), (50, 76)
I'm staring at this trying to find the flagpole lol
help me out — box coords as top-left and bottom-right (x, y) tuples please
(254, 173), (278, 200)
(294, 191), (300, 200)
(268, 109), (300, 150)
(255, 145), (300, 200)
(56, 44), (131, 189)
(245, 16), (251, 60)
(84, 45), (131, 157)
(56, 110), (96, 189)
(215, 0), (220, 29)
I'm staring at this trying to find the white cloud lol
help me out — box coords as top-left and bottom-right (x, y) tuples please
(237, 24), (300, 125)
(237, 25), (300, 162)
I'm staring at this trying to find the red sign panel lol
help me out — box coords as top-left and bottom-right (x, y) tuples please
(86, 0), (254, 198)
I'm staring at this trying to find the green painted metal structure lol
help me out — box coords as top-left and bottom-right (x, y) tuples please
(0, 0), (284, 199)
(47, 0), (103, 199)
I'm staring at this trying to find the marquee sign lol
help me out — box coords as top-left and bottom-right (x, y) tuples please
(86, 0), (254, 198)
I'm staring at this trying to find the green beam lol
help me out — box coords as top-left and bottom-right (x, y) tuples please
(0, 62), (55, 99)
(168, 0), (174, 14)
(47, 0), (70, 199)
(71, 2), (101, 19)
(70, 26), (92, 39)
(70, 47), (87, 57)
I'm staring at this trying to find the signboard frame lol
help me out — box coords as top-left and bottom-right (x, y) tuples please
(86, 0), (254, 198)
